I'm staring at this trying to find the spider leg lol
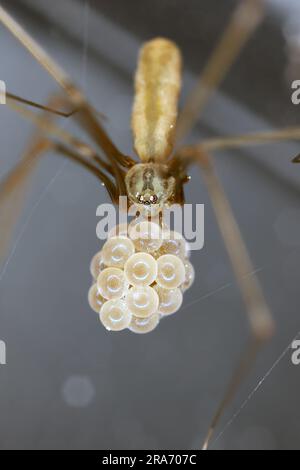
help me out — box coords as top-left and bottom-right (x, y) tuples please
(176, 148), (274, 450)
(180, 127), (300, 163)
(0, 94), (66, 263)
(6, 91), (80, 118)
(74, 110), (130, 196)
(53, 142), (119, 202)
(6, 95), (115, 177)
(176, 0), (264, 144)
(0, 137), (51, 263)
(293, 154), (300, 163)
(0, 5), (135, 189)
(6, 92), (107, 120)
(0, 134), (118, 263)
(0, 91), (118, 263)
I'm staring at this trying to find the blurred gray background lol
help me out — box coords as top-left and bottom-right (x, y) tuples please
(0, 0), (300, 450)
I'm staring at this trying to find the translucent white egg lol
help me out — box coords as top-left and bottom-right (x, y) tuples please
(88, 284), (106, 313)
(89, 216), (195, 332)
(101, 236), (135, 268)
(126, 286), (159, 318)
(129, 314), (160, 334)
(154, 286), (183, 316)
(157, 254), (186, 289)
(100, 299), (132, 331)
(181, 260), (195, 292)
(90, 251), (105, 279)
(159, 231), (189, 259)
(124, 253), (158, 287)
(129, 221), (163, 253)
(97, 268), (128, 300)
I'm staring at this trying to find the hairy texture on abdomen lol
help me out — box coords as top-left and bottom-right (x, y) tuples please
(132, 38), (182, 162)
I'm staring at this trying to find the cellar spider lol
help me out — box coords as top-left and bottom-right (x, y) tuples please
(0, 0), (298, 450)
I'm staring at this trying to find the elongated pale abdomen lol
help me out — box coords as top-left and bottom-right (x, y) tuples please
(132, 38), (182, 162)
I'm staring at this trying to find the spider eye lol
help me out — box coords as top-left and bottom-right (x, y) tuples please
(150, 195), (158, 204)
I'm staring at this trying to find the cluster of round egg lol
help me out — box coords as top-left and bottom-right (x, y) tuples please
(88, 218), (195, 334)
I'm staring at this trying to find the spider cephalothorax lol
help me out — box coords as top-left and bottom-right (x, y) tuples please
(125, 163), (176, 208)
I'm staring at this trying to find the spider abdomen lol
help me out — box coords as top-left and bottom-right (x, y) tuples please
(132, 37), (182, 162)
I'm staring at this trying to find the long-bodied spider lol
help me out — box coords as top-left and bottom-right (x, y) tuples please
(0, 0), (299, 449)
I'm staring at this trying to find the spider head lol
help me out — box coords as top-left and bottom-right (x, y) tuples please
(125, 163), (176, 209)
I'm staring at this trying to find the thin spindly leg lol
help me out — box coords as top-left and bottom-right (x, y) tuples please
(179, 127), (300, 162)
(6, 95), (115, 176)
(0, 94), (68, 262)
(176, 0), (264, 144)
(293, 154), (300, 163)
(6, 91), (79, 118)
(6, 91), (107, 120)
(0, 135), (118, 263)
(4, 93), (118, 197)
(0, 5), (135, 178)
(0, 92), (119, 262)
(0, 137), (52, 262)
(53, 142), (119, 202)
(177, 149), (274, 450)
